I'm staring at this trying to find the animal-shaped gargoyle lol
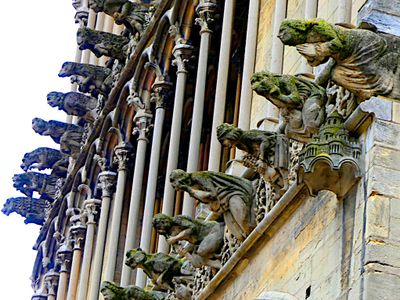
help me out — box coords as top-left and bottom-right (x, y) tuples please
(88, 0), (150, 36)
(13, 172), (58, 202)
(77, 27), (129, 61)
(278, 18), (400, 101)
(47, 91), (98, 123)
(101, 281), (166, 300)
(153, 214), (224, 269)
(20, 147), (69, 177)
(2, 197), (50, 225)
(217, 123), (289, 199)
(125, 248), (187, 291)
(251, 71), (327, 143)
(58, 62), (112, 97)
(170, 170), (256, 241)
(32, 118), (84, 144)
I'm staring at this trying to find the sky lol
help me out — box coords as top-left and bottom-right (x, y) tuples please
(0, 1), (78, 298)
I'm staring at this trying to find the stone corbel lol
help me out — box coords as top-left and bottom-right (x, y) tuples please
(44, 270), (60, 297)
(195, 0), (219, 34)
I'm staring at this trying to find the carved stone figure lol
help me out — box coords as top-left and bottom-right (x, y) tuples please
(57, 62), (112, 96)
(88, 0), (149, 35)
(251, 71), (327, 143)
(13, 172), (58, 201)
(153, 214), (224, 269)
(125, 248), (186, 291)
(20, 147), (69, 177)
(217, 123), (289, 198)
(47, 91), (98, 122)
(2, 197), (49, 225)
(59, 129), (84, 159)
(279, 18), (400, 101)
(77, 28), (129, 61)
(32, 118), (83, 144)
(170, 170), (256, 241)
(101, 281), (165, 300)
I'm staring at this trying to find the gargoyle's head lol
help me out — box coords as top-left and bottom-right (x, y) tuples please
(169, 169), (192, 190)
(100, 281), (124, 299)
(2, 198), (15, 216)
(32, 118), (47, 135)
(251, 71), (281, 98)
(153, 213), (174, 235)
(88, 0), (104, 13)
(20, 151), (35, 171)
(47, 92), (65, 108)
(125, 248), (147, 269)
(217, 123), (243, 148)
(58, 62), (76, 78)
(76, 28), (89, 49)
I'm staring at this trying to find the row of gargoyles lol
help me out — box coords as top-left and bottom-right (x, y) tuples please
(250, 18), (400, 143)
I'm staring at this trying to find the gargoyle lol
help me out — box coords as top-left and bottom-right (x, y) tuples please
(125, 248), (187, 291)
(13, 172), (58, 201)
(251, 71), (327, 143)
(279, 18), (400, 101)
(57, 62), (112, 97)
(20, 147), (69, 177)
(101, 281), (166, 300)
(59, 129), (84, 159)
(153, 214), (224, 269)
(2, 197), (50, 225)
(77, 27), (129, 61)
(47, 91), (98, 123)
(217, 123), (289, 198)
(170, 169), (256, 241)
(32, 118), (83, 144)
(88, 0), (149, 35)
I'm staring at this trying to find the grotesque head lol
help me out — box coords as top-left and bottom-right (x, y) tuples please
(125, 248), (147, 269)
(217, 123), (243, 148)
(58, 62), (77, 77)
(100, 281), (124, 299)
(153, 214), (174, 235)
(47, 92), (65, 108)
(21, 152), (34, 171)
(32, 118), (48, 135)
(251, 71), (281, 98)
(169, 169), (192, 190)
(1, 198), (15, 216)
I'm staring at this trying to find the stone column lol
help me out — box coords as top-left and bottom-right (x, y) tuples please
(90, 12), (105, 65)
(88, 171), (116, 300)
(183, 0), (218, 217)
(159, 26), (193, 253)
(56, 242), (72, 300)
(77, 199), (101, 300)
(120, 102), (153, 286)
(136, 81), (171, 287)
(44, 270), (59, 300)
(66, 215), (86, 300)
(208, 0), (235, 171)
(301, 0), (318, 73)
(103, 145), (131, 283)
(337, 0), (352, 23)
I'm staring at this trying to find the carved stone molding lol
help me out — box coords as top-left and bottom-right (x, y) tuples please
(44, 270), (59, 296)
(113, 144), (133, 171)
(98, 171), (117, 197)
(195, 0), (219, 34)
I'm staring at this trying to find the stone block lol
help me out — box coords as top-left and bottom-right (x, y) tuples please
(365, 239), (400, 268)
(389, 217), (400, 241)
(368, 145), (400, 172)
(391, 198), (400, 219)
(393, 102), (400, 124)
(367, 166), (400, 198)
(367, 120), (400, 151)
(366, 195), (390, 239)
(364, 269), (400, 300)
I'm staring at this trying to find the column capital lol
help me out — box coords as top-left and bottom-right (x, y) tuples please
(98, 171), (117, 197)
(56, 243), (72, 273)
(44, 270), (59, 296)
(69, 215), (86, 250)
(169, 25), (194, 74)
(133, 110), (153, 142)
(151, 80), (173, 109)
(196, 0), (219, 34)
(83, 199), (102, 225)
(113, 144), (133, 171)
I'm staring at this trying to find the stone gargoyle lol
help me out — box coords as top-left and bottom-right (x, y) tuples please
(13, 172), (58, 202)
(77, 27), (129, 61)
(32, 118), (84, 144)
(278, 18), (400, 101)
(125, 248), (187, 291)
(101, 281), (166, 300)
(251, 71), (327, 143)
(20, 147), (69, 177)
(217, 123), (289, 198)
(2, 197), (49, 225)
(47, 91), (98, 123)
(170, 169), (256, 241)
(88, 0), (149, 36)
(58, 62), (112, 97)
(153, 214), (224, 269)
(59, 129), (84, 159)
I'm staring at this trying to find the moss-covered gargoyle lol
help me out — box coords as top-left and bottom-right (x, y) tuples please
(251, 71), (327, 143)
(125, 248), (188, 291)
(101, 281), (165, 300)
(279, 18), (400, 101)
(217, 123), (289, 198)
(170, 169), (256, 241)
(153, 214), (224, 269)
